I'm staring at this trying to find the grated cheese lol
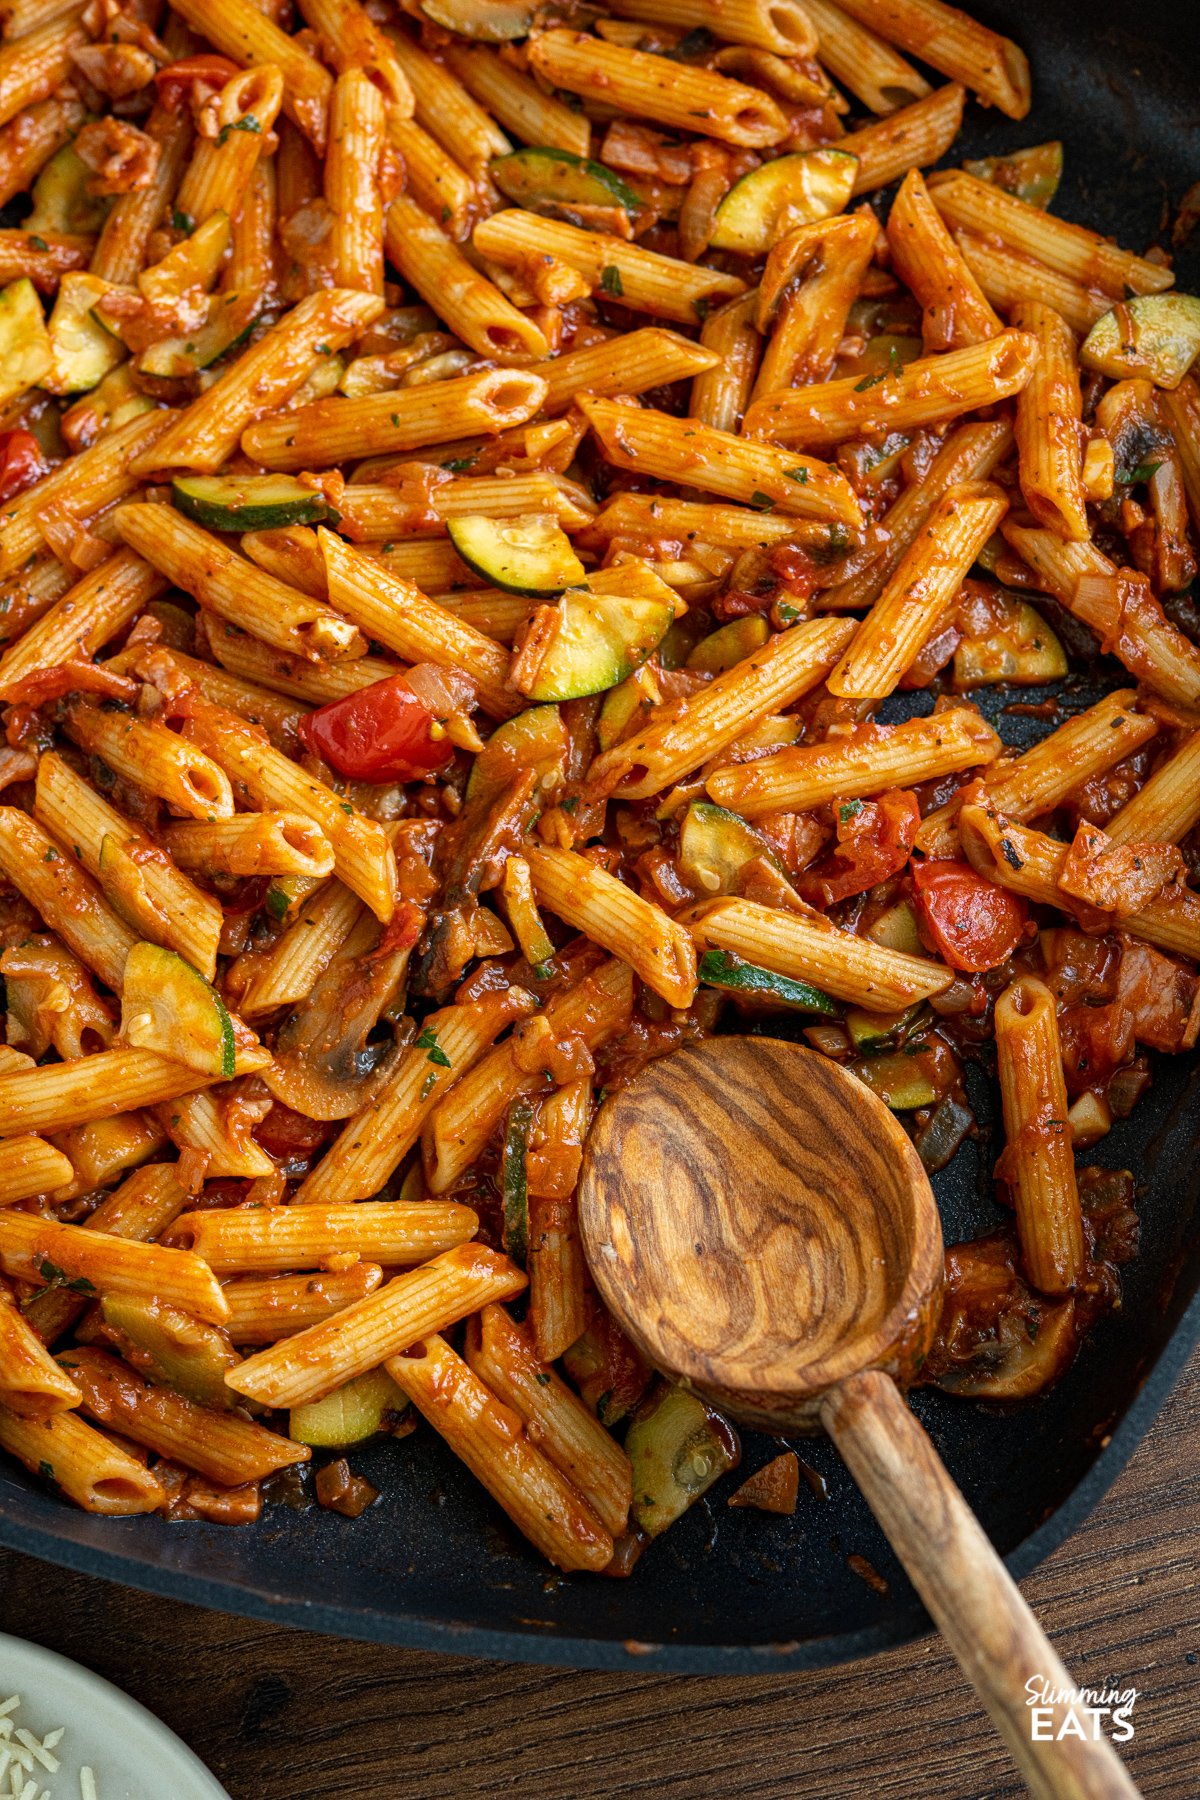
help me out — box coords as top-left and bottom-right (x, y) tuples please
(0, 1698), (99, 1800)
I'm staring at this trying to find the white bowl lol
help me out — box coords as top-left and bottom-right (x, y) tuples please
(0, 1633), (230, 1800)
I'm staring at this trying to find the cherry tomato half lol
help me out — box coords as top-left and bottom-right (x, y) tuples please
(153, 54), (241, 111)
(0, 429), (47, 505)
(296, 674), (453, 783)
(910, 858), (1029, 972)
(797, 790), (920, 907)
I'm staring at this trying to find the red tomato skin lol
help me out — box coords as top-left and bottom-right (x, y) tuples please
(253, 1102), (333, 1161)
(296, 675), (453, 783)
(153, 54), (241, 109)
(0, 430), (47, 505)
(797, 790), (920, 907)
(910, 859), (1029, 972)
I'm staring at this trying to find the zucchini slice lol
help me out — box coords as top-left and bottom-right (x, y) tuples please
(447, 514), (585, 596)
(525, 588), (675, 703)
(134, 290), (258, 380)
(100, 1293), (239, 1410)
(500, 1095), (532, 1269)
(24, 142), (110, 238)
(848, 1046), (939, 1110)
(290, 1366), (410, 1447)
(710, 148), (858, 255)
(865, 896), (923, 957)
(963, 141), (1062, 210)
(679, 801), (778, 897)
(137, 210), (230, 307)
(490, 148), (639, 214)
(465, 703), (569, 806)
(844, 1001), (925, 1050)
(698, 947), (837, 1014)
(173, 474), (333, 533)
(1081, 293), (1200, 390)
(685, 615), (770, 675)
(43, 273), (125, 395)
(626, 1383), (741, 1538)
(596, 665), (659, 751)
(421, 0), (534, 37)
(954, 597), (1067, 687)
(118, 942), (236, 1078)
(0, 278), (52, 405)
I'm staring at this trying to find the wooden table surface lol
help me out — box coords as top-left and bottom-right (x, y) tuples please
(2, 1345), (1198, 1800)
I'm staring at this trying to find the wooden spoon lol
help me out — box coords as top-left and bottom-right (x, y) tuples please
(578, 1036), (1140, 1800)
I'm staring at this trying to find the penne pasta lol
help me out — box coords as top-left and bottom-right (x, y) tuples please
(927, 169), (1174, 299)
(63, 1347), (310, 1485)
(0, 805), (136, 991)
(131, 289), (386, 476)
(227, 1241), (526, 1408)
(1105, 732), (1200, 847)
(0, 1207), (229, 1323)
(169, 0), (333, 150)
(590, 614), (856, 799)
(837, 83), (965, 193)
(387, 1331), (612, 1573)
(386, 194), (549, 363)
(242, 366), (548, 471)
(472, 208), (746, 326)
(466, 1302), (632, 1538)
(0, 1276), (81, 1415)
(174, 1201), (478, 1273)
(994, 976), (1085, 1296)
(542, 328), (719, 417)
(0, 1402), (165, 1513)
(953, 231), (1112, 337)
(116, 502), (364, 664)
(691, 292), (761, 434)
(887, 167), (1001, 350)
(64, 699), (236, 822)
(827, 484), (1008, 698)
(529, 27), (787, 146)
(162, 814), (335, 880)
(221, 1264), (385, 1345)
(914, 690), (1158, 855)
(804, 0), (930, 112)
(685, 895), (953, 1008)
(526, 845), (697, 1008)
(744, 330), (1038, 451)
(709, 706), (1000, 815)
(0, 1134), (74, 1206)
(832, 0), (1028, 116)
(295, 987), (535, 1206)
(1011, 299), (1089, 541)
(444, 42), (590, 156)
(579, 396), (862, 528)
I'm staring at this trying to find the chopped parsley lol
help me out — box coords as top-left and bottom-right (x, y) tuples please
(415, 1026), (452, 1068)
(748, 490), (775, 511)
(839, 799), (863, 823)
(28, 235), (47, 252)
(441, 456), (473, 473)
(217, 115), (261, 146)
(786, 467), (809, 484)
(172, 209), (193, 234)
(37, 1259), (94, 1294)
(599, 264), (624, 297)
(1122, 460), (1162, 485)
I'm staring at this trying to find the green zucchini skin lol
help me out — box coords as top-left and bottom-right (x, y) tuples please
(447, 514), (586, 595)
(698, 947), (837, 1015)
(490, 147), (639, 214)
(172, 474), (334, 532)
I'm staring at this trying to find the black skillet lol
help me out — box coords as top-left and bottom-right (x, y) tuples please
(1, 0), (1198, 1676)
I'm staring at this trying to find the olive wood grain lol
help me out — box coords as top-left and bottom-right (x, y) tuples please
(578, 1037), (1142, 1800)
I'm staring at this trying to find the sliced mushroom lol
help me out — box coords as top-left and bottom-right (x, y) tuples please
(263, 910), (412, 1119)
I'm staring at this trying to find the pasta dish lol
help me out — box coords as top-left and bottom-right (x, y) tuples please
(0, 0), (1196, 1574)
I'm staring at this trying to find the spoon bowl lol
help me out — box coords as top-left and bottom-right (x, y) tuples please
(579, 1038), (942, 1429)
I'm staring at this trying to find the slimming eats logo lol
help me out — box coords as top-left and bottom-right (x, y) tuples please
(1025, 1676), (1138, 1743)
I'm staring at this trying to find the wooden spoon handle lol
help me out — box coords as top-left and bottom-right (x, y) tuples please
(821, 1369), (1141, 1800)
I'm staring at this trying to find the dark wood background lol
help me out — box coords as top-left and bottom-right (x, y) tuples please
(2, 1346), (1197, 1800)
